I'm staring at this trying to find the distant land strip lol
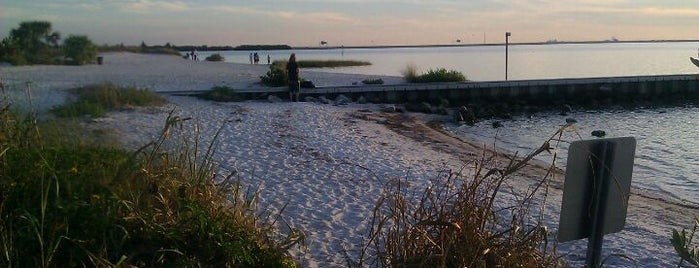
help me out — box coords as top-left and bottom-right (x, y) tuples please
(174, 39), (699, 52)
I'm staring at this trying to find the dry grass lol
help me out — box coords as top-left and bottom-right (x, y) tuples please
(350, 125), (571, 267)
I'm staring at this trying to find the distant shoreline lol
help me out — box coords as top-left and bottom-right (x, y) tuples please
(295, 39), (699, 50)
(178, 39), (699, 52)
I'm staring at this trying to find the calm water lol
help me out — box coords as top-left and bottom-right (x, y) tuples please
(198, 42), (699, 81)
(196, 42), (699, 206)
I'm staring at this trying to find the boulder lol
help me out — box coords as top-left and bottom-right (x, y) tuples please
(267, 95), (283, 103)
(335, 94), (352, 105)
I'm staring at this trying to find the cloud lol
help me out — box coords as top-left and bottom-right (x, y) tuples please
(118, 0), (190, 13)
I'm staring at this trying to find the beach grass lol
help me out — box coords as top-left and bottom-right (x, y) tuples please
(50, 83), (165, 118)
(351, 125), (568, 267)
(671, 216), (699, 266)
(1, 89), (301, 267)
(402, 63), (467, 83)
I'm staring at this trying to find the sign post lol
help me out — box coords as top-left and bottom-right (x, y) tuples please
(558, 137), (636, 267)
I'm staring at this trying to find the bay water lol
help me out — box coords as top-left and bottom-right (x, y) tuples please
(202, 42), (699, 205)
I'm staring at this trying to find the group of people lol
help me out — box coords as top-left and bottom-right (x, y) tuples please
(188, 49), (198, 61)
(249, 52), (271, 65)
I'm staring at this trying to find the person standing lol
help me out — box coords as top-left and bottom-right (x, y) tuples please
(286, 53), (300, 102)
(267, 54), (271, 65)
(249, 53), (253, 64)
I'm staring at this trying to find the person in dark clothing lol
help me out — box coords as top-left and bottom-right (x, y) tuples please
(286, 53), (300, 102)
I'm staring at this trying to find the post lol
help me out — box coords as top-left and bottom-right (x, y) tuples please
(586, 141), (614, 268)
(505, 32), (511, 80)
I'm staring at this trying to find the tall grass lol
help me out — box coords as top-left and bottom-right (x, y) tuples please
(0, 84), (301, 267)
(351, 125), (569, 267)
(402, 64), (467, 83)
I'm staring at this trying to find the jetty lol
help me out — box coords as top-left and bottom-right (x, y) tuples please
(168, 74), (699, 107)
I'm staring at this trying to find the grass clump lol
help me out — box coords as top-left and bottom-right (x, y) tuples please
(205, 53), (225, 62)
(0, 93), (301, 266)
(402, 63), (467, 83)
(672, 216), (699, 266)
(51, 83), (165, 118)
(198, 86), (242, 102)
(352, 126), (567, 267)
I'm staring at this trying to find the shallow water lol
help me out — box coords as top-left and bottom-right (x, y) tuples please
(444, 106), (699, 206)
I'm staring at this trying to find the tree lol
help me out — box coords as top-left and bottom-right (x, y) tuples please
(63, 35), (97, 65)
(0, 21), (62, 64)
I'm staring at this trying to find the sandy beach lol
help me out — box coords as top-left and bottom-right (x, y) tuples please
(2, 52), (698, 267)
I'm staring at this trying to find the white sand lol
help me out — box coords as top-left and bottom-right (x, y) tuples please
(2, 52), (698, 267)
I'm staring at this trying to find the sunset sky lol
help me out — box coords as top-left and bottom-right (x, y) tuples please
(2, 0), (698, 47)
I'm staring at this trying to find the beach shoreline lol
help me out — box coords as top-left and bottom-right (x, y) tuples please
(2, 52), (697, 267)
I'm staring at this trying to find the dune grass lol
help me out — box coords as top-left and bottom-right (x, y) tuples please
(0, 85), (301, 267)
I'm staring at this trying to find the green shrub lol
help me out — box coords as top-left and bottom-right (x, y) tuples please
(63, 35), (97, 65)
(260, 63), (288, 87)
(198, 86), (241, 102)
(404, 66), (467, 83)
(51, 83), (165, 118)
(205, 53), (225, 62)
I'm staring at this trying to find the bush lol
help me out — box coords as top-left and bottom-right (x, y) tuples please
(402, 64), (467, 83)
(205, 53), (225, 62)
(260, 63), (288, 87)
(198, 86), (241, 102)
(63, 35), (97, 65)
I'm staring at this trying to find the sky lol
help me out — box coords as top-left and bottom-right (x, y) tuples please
(1, 0), (698, 47)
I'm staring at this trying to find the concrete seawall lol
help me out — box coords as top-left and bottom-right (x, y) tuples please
(171, 74), (699, 107)
(296, 74), (699, 106)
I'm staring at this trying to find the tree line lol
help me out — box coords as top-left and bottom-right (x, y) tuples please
(0, 21), (97, 65)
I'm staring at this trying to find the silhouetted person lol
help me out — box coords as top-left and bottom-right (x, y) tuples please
(253, 52), (259, 64)
(249, 53), (253, 64)
(267, 54), (271, 64)
(286, 53), (300, 102)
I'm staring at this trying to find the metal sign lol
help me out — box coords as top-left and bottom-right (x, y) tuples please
(558, 137), (636, 267)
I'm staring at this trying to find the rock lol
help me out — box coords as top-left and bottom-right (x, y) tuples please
(560, 104), (573, 115)
(335, 94), (352, 105)
(454, 106), (477, 126)
(318, 96), (332, 104)
(591, 130), (606, 137)
(405, 102), (433, 114)
(492, 121), (504, 128)
(381, 105), (397, 113)
(304, 96), (318, 103)
(267, 95), (283, 103)
(300, 80), (315, 88)
(565, 117), (578, 124)
(357, 96), (367, 104)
